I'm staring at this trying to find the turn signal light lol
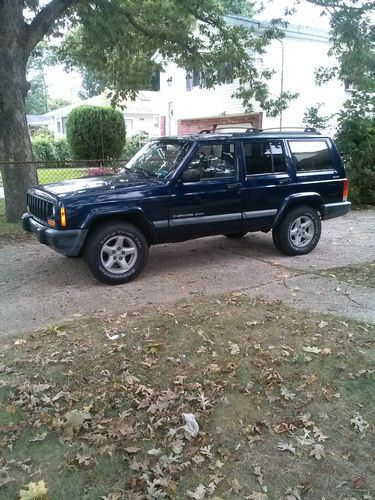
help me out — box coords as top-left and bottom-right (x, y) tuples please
(343, 179), (349, 201)
(60, 207), (67, 227)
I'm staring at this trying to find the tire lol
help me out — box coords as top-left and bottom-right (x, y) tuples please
(224, 232), (247, 239)
(272, 205), (321, 256)
(83, 222), (149, 285)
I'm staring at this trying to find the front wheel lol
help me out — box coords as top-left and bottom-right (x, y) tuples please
(83, 222), (149, 285)
(272, 205), (321, 256)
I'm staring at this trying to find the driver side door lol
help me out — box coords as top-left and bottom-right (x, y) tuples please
(168, 141), (243, 240)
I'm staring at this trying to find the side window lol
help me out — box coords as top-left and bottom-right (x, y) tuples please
(243, 140), (286, 175)
(189, 143), (237, 179)
(288, 140), (333, 172)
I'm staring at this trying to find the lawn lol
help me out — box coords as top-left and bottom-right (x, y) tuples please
(320, 261), (375, 288)
(37, 167), (88, 185)
(0, 293), (374, 499)
(0, 168), (87, 242)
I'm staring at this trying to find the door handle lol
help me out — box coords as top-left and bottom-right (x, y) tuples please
(226, 182), (242, 189)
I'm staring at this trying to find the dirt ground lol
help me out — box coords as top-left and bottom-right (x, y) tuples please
(0, 208), (374, 337)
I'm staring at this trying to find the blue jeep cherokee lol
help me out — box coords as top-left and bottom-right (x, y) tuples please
(22, 128), (351, 285)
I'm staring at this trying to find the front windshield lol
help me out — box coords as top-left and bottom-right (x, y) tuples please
(125, 139), (190, 179)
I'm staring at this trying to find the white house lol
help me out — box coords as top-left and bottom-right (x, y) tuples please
(158, 15), (350, 135)
(44, 91), (164, 138)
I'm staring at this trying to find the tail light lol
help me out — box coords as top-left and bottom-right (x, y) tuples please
(343, 179), (349, 201)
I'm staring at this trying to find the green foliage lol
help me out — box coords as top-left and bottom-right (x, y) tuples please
(57, 0), (296, 116)
(336, 99), (375, 205)
(32, 131), (71, 164)
(26, 74), (47, 115)
(66, 105), (126, 160)
(308, 1), (375, 94)
(303, 103), (331, 130)
(123, 132), (149, 160)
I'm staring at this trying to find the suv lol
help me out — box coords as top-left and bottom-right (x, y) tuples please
(22, 128), (351, 285)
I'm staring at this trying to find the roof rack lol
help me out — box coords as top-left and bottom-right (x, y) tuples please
(197, 126), (321, 135)
(261, 127), (321, 134)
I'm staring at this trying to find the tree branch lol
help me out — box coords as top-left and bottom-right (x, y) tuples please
(24, 0), (79, 54)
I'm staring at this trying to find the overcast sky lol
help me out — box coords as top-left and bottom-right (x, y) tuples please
(45, 0), (330, 102)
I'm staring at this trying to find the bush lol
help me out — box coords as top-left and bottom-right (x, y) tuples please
(123, 132), (149, 160)
(32, 131), (71, 165)
(336, 115), (375, 206)
(66, 105), (126, 161)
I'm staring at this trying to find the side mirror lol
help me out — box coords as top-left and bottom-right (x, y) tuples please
(181, 168), (201, 183)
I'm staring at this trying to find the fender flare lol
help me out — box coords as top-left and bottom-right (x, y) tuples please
(272, 192), (324, 229)
(81, 207), (159, 243)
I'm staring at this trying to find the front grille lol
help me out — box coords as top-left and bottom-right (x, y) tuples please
(27, 193), (54, 223)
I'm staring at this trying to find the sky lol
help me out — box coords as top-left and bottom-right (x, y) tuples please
(45, 0), (330, 102)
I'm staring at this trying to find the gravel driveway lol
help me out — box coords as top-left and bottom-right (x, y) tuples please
(1, 209), (374, 337)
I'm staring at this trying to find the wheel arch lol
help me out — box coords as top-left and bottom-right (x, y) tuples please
(84, 211), (158, 245)
(272, 193), (324, 229)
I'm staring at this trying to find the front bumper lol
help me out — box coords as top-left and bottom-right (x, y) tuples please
(22, 214), (88, 257)
(322, 201), (351, 220)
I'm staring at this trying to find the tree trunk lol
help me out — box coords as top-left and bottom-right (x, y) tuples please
(0, 0), (38, 222)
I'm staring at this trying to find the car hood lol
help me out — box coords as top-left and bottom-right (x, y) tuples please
(36, 172), (164, 198)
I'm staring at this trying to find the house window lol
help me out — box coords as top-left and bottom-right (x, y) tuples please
(288, 140), (333, 171)
(61, 116), (67, 135)
(218, 62), (234, 84)
(153, 115), (160, 128)
(243, 140), (286, 175)
(125, 118), (133, 131)
(344, 81), (356, 92)
(186, 72), (193, 91)
(56, 119), (61, 134)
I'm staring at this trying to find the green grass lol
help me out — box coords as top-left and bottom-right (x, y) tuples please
(0, 168), (88, 242)
(0, 294), (374, 499)
(0, 200), (25, 241)
(320, 261), (375, 288)
(37, 167), (88, 185)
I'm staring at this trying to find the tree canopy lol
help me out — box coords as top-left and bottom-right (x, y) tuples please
(0, 0), (295, 221)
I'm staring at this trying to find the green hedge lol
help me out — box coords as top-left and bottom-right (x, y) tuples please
(66, 105), (126, 160)
(32, 132), (71, 164)
(336, 115), (375, 206)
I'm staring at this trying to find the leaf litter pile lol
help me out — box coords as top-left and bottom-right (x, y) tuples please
(0, 293), (374, 499)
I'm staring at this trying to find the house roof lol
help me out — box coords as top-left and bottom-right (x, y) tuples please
(27, 114), (53, 126)
(44, 91), (162, 118)
(225, 15), (330, 43)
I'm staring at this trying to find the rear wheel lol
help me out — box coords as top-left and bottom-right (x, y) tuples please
(83, 222), (149, 285)
(224, 232), (247, 239)
(272, 205), (321, 256)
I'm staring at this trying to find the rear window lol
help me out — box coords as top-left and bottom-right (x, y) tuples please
(288, 140), (334, 172)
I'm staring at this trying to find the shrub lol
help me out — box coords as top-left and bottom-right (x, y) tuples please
(123, 132), (149, 160)
(32, 132), (71, 165)
(336, 115), (375, 206)
(66, 105), (126, 161)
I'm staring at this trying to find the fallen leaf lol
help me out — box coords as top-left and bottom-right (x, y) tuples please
(187, 484), (206, 499)
(29, 432), (47, 443)
(245, 492), (268, 500)
(350, 414), (369, 434)
(147, 448), (162, 456)
(310, 444), (325, 460)
(303, 346), (321, 354)
(124, 447), (140, 454)
(281, 387), (296, 401)
(19, 480), (47, 499)
(230, 479), (243, 493)
(277, 442), (296, 454)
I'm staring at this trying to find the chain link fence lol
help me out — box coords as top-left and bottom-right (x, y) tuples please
(0, 159), (130, 219)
